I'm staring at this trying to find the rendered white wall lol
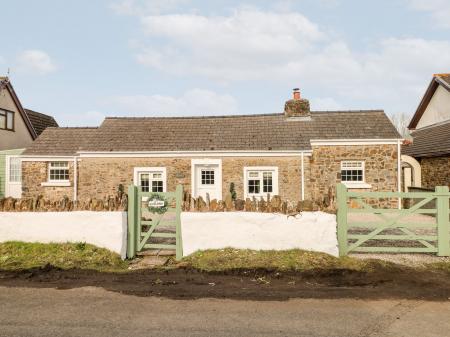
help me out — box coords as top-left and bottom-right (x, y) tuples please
(0, 211), (127, 259)
(181, 212), (338, 257)
(416, 86), (450, 129)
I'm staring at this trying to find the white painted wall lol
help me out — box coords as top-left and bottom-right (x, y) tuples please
(0, 211), (127, 259)
(416, 86), (450, 129)
(181, 212), (338, 257)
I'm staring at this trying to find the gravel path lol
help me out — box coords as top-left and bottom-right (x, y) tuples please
(350, 253), (450, 267)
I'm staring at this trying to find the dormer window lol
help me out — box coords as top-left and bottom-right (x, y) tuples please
(0, 109), (14, 131)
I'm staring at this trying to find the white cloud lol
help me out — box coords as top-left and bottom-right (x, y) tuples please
(136, 8), (325, 82)
(104, 88), (238, 116)
(407, 0), (450, 29)
(17, 50), (57, 75)
(130, 7), (450, 114)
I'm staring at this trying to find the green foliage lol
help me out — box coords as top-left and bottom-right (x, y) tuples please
(0, 242), (128, 272)
(182, 248), (397, 272)
(229, 182), (237, 200)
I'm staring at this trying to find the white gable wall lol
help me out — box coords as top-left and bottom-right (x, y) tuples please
(0, 88), (34, 150)
(416, 85), (450, 129)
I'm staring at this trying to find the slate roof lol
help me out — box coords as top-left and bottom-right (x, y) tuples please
(23, 110), (400, 156)
(402, 120), (450, 158)
(24, 109), (59, 136)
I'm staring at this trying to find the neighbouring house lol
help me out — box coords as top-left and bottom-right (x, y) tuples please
(402, 73), (450, 190)
(18, 88), (402, 207)
(0, 77), (58, 198)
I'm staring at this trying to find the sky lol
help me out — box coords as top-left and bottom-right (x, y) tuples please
(1, 0), (449, 126)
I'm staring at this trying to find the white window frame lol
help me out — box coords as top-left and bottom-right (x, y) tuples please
(41, 161), (71, 187)
(6, 156), (21, 183)
(243, 166), (279, 199)
(133, 167), (167, 193)
(340, 161), (371, 189)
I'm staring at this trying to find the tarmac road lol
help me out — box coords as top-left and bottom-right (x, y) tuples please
(1, 286), (449, 337)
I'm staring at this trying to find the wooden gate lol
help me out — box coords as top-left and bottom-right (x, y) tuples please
(336, 183), (450, 257)
(127, 184), (183, 260)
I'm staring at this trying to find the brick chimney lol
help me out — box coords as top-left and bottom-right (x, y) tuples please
(284, 88), (310, 118)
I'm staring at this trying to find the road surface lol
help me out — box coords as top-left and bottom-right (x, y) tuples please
(1, 286), (449, 337)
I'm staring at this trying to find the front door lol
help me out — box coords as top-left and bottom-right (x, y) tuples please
(5, 156), (22, 198)
(194, 164), (221, 200)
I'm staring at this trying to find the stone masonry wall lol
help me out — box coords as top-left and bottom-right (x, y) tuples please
(420, 156), (450, 189)
(22, 161), (74, 201)
(310, 144), (399, 207)
(22, 157), (308, 204)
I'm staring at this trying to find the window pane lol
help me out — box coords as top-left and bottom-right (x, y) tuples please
(9, 157), (21, 182)
(201, 170), (214, 185)
(248, 179), (260, 194)
(6, 112), (13, 130)
(248, 171), (259, 178)
(152, 180), (164, 192)
(0, 114), (5, 129)
(263, 172), (273, 193)
(140, 173), (150, 192)
(341, 169), (363, 182)
(50, 161), (68, 168)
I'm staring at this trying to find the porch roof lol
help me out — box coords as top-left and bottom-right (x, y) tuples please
(402, 120), (450, 158)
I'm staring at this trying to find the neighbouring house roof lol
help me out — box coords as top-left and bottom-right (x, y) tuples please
(0, 77), (58, 139)
(408, 73), (450, 130)
(24, 109), (59, 136)
(23, 110), (400, 156)
(402, 120), (450, 158)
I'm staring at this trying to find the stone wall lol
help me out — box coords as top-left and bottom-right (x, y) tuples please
(22, 157), (308, 204)
(22, 161), (74, 201)
(420, 156), (450, 188)
(20, 146), (399, 209)
(310, 144), (399, 207)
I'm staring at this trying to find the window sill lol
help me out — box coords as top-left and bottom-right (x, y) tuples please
(41, 181), (71, 187)
(342, 182), (372, 189)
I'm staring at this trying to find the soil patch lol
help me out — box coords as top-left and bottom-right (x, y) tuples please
(1, 264), (449, 301)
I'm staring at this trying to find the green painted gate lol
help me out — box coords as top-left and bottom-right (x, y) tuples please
(337, 183), (450, 257)
(127, 184), (183, 260)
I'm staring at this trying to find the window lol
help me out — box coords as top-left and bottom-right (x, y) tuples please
(135, 168), (166, 193)
(140, 172), (164, 192)
(9, 157), (21, 183)
(0, 109), (14, 131)
(201, 169), (215, 185)
(341, 161), (364, 182)
(244, 167), (278, 198)
(48, 161), (69, 182)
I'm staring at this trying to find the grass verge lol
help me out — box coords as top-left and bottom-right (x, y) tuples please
(0, 241), (128, 272)
(180, 248), (397, 272)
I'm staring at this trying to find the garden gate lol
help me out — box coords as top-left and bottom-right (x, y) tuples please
(336, 183), (450, 257)
(127, 184), (183, 260)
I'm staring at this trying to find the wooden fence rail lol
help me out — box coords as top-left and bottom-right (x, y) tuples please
(336, 183), (450, 257)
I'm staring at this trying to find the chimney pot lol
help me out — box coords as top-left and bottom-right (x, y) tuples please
(293, 88), (301, 100)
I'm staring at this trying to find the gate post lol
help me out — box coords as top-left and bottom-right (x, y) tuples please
(127, 185), (138, 259)
(337, 183), (348, 257)
(436, 186), (450, 257)
(175, 184), (183, 260)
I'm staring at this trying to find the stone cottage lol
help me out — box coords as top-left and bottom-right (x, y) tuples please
(20, 89), (402, 206)
(403, 73), (450, 189)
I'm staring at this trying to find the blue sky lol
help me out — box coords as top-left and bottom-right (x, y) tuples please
(1, 0), (449, 126)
